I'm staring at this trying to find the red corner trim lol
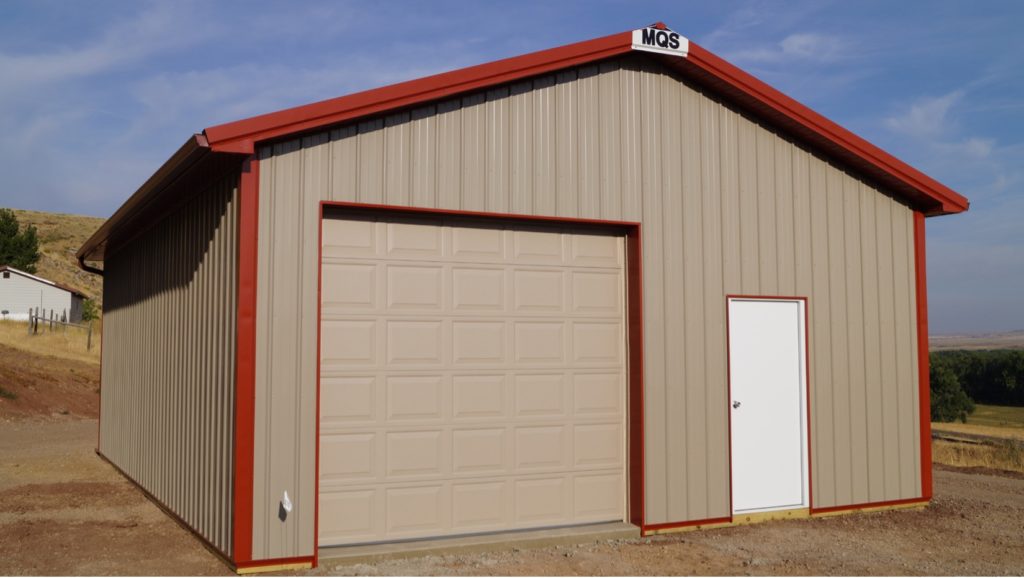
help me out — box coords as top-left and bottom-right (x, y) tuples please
(204, 30), (633, 151)
(234, 156), (259, 563)
(913, 211), (932, 500)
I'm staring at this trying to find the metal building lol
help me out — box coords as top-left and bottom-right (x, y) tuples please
(78, 24), (968, 573)
(0, 265), (86, 322)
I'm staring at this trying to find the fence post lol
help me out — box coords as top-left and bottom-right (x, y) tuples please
(49, 309), (54, 332)
(27, 309), (32, 334)
(87, 321), (93, 351)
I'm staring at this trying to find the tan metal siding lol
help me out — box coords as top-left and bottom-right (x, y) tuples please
(100, 171), (238, 556)
(253, 56), (922, 557)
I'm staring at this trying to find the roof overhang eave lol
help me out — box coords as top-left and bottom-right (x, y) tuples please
(79, 23), (968, 268)
(78, 134), (216, 263)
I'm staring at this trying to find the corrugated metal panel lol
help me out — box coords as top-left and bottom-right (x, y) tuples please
(100, 170), (239, 556)
(0, 270), (75, 321)
(252, 55), (922, 557)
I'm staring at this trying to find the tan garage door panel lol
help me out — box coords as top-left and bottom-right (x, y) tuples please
(319, 216), (626, 546)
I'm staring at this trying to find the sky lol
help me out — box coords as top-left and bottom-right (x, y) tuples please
(0, 1), (1021, 334)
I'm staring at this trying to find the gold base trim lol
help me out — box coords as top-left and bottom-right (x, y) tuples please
(810, 501), (928, 518)
(236, 562), (313, 574)
(733, 507), (810, 525)
(645, 501), (928, 536)
(645, 521), (732, 536)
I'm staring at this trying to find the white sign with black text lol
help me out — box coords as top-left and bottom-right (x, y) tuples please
(631, 26), (689, 57)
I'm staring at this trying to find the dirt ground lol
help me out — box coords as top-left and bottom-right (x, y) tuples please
(0, 343), (99, 421)
(1, 420), (1023, 576)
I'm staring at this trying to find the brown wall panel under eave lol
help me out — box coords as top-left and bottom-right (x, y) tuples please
(99, 170), (239, 557)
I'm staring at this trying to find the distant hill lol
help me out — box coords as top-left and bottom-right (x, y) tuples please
(9, 209), (105, 305)
(931, 331), (1024, 351)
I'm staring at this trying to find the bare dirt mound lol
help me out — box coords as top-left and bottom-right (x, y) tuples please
(0, 343), (99, 421)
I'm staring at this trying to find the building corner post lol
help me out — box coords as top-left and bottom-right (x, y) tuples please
(913, 211), (932, 500)
(234, 155), (260, 563)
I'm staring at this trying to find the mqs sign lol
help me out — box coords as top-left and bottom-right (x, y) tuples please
(631, 26), (689, 57)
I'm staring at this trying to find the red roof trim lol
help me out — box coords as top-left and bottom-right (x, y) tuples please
(677, 44), (968, 214)
(204, 30), (634, 152)
(197, 24), (966, 215)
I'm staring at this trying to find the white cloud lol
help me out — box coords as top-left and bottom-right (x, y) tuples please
(723, 32), (850, 64)
(730, 32), (849, 64)
(780, 33), (845, 60)
(0, 3), (216, 101)
(946, 136), (995, 160)
(884, 90), (963, 140)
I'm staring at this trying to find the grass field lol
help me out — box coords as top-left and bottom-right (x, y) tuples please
(0, 319), (100, 366)
(933, 439), (1024, 473)
(932, 404), (1024, 473)
(966, 404), (1024, 429)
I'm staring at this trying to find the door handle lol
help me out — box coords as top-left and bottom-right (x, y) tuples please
(732, 401), (741, 409)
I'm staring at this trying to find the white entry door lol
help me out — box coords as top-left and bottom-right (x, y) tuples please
(728, 298), (809, 514)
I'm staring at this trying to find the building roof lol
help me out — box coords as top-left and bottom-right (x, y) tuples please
(78, 22), (968, 262)
(0, 265), (88, 299)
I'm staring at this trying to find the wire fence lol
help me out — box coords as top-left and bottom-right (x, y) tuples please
(26, 307), (95, 350)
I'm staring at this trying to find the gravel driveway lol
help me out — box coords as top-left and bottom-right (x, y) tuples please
(2, 419), (1022, 576)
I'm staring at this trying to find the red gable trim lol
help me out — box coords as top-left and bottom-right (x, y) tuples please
(204, 30), (634, 154)
(202, 25), (966, 215)
(666, 44), (968, 215)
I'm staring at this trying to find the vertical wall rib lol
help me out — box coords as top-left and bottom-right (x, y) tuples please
(100, 170), (239, 556)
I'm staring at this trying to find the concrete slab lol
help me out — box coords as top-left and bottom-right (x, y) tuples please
(318, 522), (641, 565)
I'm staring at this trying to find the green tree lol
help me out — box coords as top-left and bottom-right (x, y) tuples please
(0, 209), (41, 273)
(81, 298), (100, 322)
(930, 359), (975, 423)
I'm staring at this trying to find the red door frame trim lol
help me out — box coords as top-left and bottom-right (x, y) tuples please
(315, 200), (647, 544)
(234, 156), (259, 564)
(724, 295), (813, 518)
(913, 211), (932, 500)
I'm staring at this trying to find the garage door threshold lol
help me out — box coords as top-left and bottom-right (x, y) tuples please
(318, 522), (641, 564)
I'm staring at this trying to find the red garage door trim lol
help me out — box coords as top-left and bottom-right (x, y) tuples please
(315, 201), (646, 549)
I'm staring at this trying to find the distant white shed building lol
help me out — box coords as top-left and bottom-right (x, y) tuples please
(0, 265), (86, 322)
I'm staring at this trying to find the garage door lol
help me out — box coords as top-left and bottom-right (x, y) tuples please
(318, 214), (627, 546)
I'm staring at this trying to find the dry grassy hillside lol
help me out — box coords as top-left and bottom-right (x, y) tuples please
(8, 209), (105, 305)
